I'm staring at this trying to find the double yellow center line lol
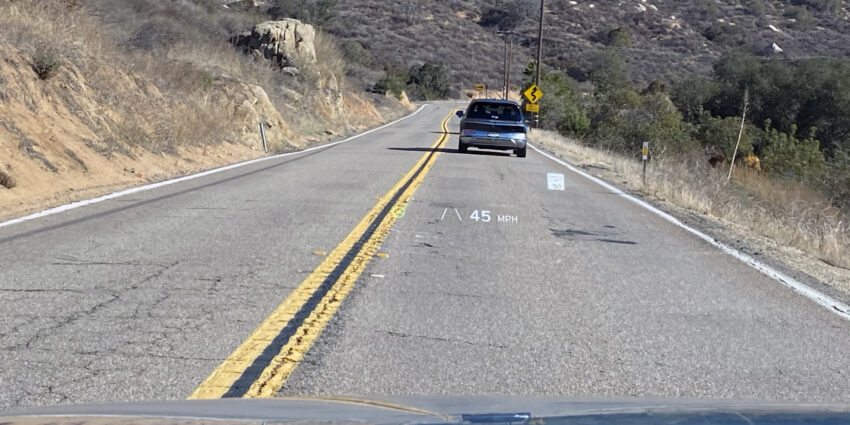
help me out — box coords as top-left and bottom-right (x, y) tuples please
(190, 109), (455, 399)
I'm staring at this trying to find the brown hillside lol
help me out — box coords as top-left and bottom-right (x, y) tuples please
(327, 0), (850, 90)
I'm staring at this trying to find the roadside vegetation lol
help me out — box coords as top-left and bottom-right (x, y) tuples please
(0, 0), (401, 153)
(525, 50), (850, 269)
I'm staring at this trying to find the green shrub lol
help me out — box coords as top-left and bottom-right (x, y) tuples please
(761, 122), (825, 178)
(601, 26), (633, 48)
(339, 40), (374, 69)
(406, 62), (450, 100)
(586, 49), (632, 96)
(374, 73), (407, 98)
(32, 47), (61, 80)
(694, 113), (755, 161)
(671, 77), (720, 122)
(743, 0), (766, 16)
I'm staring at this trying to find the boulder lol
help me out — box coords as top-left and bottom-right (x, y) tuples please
(231, 19), (318, 75)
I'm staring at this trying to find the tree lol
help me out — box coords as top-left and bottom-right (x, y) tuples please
(671, 77), (720, 122)
(520, 62), (590, 136)
(406, 62), (450, 100)
(588, 49), (631, 95)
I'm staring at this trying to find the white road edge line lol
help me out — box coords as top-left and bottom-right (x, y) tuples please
(529, 143), (850, 322)
(0, 105), (430, 230)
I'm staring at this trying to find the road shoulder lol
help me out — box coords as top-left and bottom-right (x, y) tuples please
(530, 131), (850, 307)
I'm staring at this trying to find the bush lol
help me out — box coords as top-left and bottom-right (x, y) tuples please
(694, 113), (755, 161)
(587, 49), (631, 94)
(314, 31), (345, 84)
(478, 0), (536, 30)
(406, 62), (450, 100)
(702, 22), (748, 47)
(784, 6), (815, 29)
(743, 0), (766, 16)
(761, 122), (825, 178)
(338, 39), (374, 69)
(601, 26), (634, 48)
(671, 77), (720, 122)
(820, 148), (850, 208)
(270, 0), (337, 27)
(32, 47), (61, 80)
(374, 73), (406, 98)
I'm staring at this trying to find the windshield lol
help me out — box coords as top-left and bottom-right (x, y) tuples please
(3, 0), (850, 422)
(466, 102), (523, 121)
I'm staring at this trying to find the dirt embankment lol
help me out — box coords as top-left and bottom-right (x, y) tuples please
(0, 40), (410, 221)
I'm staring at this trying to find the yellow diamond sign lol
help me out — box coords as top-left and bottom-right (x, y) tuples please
(523, 84), (543, 104)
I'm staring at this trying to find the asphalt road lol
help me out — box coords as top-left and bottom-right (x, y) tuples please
(2, 103), (850, 411)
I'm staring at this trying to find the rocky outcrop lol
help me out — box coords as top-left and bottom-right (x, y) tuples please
(207, 79), (295, 152)
(231, 19), (318, 76)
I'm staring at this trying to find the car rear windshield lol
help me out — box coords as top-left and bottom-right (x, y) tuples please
(466, 102), (523, 121)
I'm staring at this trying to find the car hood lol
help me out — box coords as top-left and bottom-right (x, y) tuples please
(4, 396), (850, 424)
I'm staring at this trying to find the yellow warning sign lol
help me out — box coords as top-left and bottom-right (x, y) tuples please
(523, 84), (543, 104)
(525, 103), (539, 113)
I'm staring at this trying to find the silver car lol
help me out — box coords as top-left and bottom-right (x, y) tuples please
(457, 100), (528, 158)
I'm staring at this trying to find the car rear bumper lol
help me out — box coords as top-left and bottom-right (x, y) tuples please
(460, 136), (527, 150)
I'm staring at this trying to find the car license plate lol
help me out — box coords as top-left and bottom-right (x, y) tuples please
(488, 133), (500, 137)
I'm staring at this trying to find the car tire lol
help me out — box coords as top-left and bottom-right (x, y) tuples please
(458, 142), (468, 153)
(516, 147), (527, 158)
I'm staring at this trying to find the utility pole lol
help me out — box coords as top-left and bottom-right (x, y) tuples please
(507, 35), (513, 100)
(502, 35), (508, 99)
(497, 31), (515, 100)
(534, 0), (545, 128)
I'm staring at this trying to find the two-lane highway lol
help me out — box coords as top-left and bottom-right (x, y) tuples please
(2, 103), (850, 411)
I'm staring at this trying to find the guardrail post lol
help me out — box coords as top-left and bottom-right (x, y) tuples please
(260, 122), (268, 153)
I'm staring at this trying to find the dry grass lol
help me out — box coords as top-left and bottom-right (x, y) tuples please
(314, 31), (346, 88)
(531, 129), (850, 269)
(0, 0), (115, 65)
(0, 0), (279, 151)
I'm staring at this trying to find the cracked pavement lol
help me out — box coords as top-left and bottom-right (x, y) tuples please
(4, 104), (850, 412)
(0, 106), (458, 410)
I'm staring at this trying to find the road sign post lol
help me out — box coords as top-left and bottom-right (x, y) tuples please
(523, 84), (543, 128)
(475, 84), (485, 99)
(642, 142), (649, 185)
